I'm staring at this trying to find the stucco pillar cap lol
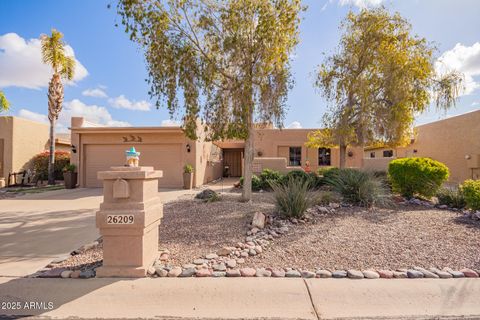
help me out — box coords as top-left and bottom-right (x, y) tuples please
(97, 166), (163, 180)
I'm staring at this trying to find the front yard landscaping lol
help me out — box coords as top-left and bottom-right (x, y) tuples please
(37, 158), (480, 279)
(46, 187), (480, 279)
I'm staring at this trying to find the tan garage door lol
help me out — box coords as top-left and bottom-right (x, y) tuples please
(84, 144), (183, 188)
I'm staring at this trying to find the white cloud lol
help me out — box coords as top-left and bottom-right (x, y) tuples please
(108, 94), (151, 111)
(82, 87), (108, 98)
(435, 42), (480, 95)
(287, 121), (303, 129)
(62, 99), (130, 127)
(0, 33), (88, 89)
(161, 119), (181, 127)
(18, 109), (48, 124)
(337, 0), (384, 8)
(17, 99), (130, 132)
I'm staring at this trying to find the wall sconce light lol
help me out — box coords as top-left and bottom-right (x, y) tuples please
(71, 144), (77, 154)
(413, 149), (418, 154)
(186, 144), (191, 153)
(465, 155), (471, 160)
(347, 151), (354, 157)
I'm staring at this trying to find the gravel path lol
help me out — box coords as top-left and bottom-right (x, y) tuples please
(249, 205), (480, 270)
(160, 192), (275, 266)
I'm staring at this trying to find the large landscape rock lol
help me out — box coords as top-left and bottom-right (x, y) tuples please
(252, 212), (266, 229)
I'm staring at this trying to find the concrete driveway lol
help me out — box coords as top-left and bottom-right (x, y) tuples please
(0, 178), (237, 277)
(0, 188), (103, 277)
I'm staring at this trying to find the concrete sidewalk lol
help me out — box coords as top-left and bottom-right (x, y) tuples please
(0, 277), (479, 319)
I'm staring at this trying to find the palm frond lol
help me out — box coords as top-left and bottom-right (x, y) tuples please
(40, 29), (76, 79)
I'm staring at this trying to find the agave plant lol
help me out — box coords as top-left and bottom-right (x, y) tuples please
(41, 29), (75, 185)
(324, 168), (391, 207)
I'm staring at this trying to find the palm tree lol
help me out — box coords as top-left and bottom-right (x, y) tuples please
(0, 91), (9, 111)
(41, 29), (75, 185)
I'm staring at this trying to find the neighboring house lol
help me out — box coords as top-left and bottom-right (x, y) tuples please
(70, 109), (480, 188)
(363, 109), (480, 183)
(0, 116), (71, 185)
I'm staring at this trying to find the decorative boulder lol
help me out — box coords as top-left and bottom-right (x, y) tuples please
(252, 212), (266, 229)
(195, 189), (217, 200)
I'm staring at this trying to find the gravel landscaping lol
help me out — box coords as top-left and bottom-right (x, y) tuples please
(39, 189), (480, 279)
(248, 204), (480, 270)
(159, 192), (276, 266)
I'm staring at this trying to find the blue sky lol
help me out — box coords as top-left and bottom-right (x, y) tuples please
(1, 0), (479, 132)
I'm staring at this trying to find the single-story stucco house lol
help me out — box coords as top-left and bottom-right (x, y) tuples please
(70, 109), (480, 188)
(0, 116), (71, 186)
(362, 109), (480, 182)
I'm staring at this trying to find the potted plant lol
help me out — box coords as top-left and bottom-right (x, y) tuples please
(63, 164), (77, 189)
(183, 164), (194, 189)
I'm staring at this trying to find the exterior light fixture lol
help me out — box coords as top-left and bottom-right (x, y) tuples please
(71, 144), (77, 154)
(186, 144), (191, 153)
(465, 155), (471, 160)
(347, 151), (354, 157)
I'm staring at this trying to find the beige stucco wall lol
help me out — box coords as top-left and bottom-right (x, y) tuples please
(193, 131), (223, 186)
(71, 118), (222, 188)
(402, 110), (480, 183)
(253, 128), (363, 172)
(0, 116), (57, 178)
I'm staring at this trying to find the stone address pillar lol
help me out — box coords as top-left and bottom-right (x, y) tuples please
(95, 166), (163, 277)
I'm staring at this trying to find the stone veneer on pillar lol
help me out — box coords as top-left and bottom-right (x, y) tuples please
(95, 166), (163, 277)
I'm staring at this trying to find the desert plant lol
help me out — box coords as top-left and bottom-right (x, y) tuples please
(183, 164), (194, 173)
(436, 186), (466, 209)
(258, 169), (283, 190)
(461, 180), (480, 210)
(388, 158), (449, 199)
(63, 163), (76, 172)
(314, 190), (342, 206)
(324, 168), (391, 207)
(317, 166), (335, 176)
(239, 174), (263, 191)
(270, 177), (313, 219)
(32, 151), (70, 181)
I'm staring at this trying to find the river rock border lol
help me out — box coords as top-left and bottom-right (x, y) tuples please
(36, 197), (480, 279)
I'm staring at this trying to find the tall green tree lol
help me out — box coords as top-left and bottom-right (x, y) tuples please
(307, 8), (463, 168)
(0, 91), (9, 112)
(116, 0), (302, 201)
(41, 29), (75, 185)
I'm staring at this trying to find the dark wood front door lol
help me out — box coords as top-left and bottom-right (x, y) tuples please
(223, 149), (243, 177)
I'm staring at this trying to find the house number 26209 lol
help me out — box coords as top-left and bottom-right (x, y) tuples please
(107, 215), (134, 224)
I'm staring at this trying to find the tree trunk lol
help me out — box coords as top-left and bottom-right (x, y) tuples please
(48, 118), (56, 185)
(242, 113), (254, 202)
(339, 143), (347, 169)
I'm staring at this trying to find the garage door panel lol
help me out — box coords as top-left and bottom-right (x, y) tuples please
(84, 144), (183, 188)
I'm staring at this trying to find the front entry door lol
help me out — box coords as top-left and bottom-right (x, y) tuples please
(223, 149), (243, 177)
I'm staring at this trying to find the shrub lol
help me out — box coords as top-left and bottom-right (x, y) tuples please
(461, 179), (480, 210)
(324, 168), (391, 207)
(184, 164), (194, 173)
(317, 166), (335, 176)
(436, 187), (466, 209)
(63, 163), (76, 173)
(278, 170), (317, 189)
(270, 177), (313, 219)
(314, 190), (342, 206)
(259, 169), (283, 190)
(32, 151), (70, 181)
(239, 174), (263, 191)
(388, 157), (449, 199)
